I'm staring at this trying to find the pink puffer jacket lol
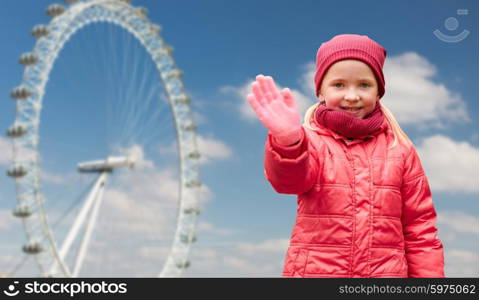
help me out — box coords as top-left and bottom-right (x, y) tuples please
(264, 117), (444, 278)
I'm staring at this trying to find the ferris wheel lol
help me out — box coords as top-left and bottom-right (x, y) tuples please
(6, 0), (201, 277)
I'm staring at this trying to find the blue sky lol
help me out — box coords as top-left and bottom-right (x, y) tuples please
(0, 0), (478, 277)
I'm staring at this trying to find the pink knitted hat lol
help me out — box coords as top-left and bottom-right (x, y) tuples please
(314, 34), (387, 98)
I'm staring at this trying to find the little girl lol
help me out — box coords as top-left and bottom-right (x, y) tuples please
(246, 34), (444, 278)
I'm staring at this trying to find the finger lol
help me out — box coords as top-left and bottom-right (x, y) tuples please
(247, 93), (271, 121)
(246, 93), (263, 113)
(255, 74), (266, 94)
(247, 94), (271, 127)
(265, 76), (281, 100)
(257, 75), (273, 103)
(251, 82), (267, 106)
(281, 88), (297, 110)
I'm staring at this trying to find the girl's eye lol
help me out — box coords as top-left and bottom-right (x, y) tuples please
(334, 83), (344, 88)
(360, 82), (370, 88)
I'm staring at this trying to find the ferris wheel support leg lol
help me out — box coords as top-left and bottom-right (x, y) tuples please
(49, 171), (109, 275)
(72, 172), (108, 277)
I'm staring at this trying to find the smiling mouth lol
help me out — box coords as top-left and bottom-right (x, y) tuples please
(340, 106), (363, 113)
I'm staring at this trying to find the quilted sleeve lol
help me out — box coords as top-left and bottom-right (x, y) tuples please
(264, 127), (319, 195)
(401, 146), (445, 277)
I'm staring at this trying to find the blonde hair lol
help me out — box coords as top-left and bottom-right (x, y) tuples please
(303, 102), (412, 149)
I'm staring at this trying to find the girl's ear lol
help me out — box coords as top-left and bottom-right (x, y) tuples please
(318, 94), (326, 105)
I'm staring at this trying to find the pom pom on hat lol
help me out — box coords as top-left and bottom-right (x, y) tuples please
(314, 34), (387, 98)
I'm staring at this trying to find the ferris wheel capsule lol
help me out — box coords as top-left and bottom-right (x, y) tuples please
(22, 242), (43, 255)
(155, 45), (173, 56)
(7, 165), (28, 178)
(19, 53), (39, 66)
(77, 156), (135, 173)
(13, 204), (33, 218)
(180, 234), (197, 244)
(162, 69), (183, 80)
(6, 124), (27, 138)
(150, 24), (162, 34)
(183, 207), (201, 215)
(181, 122), (197, 132)
(46, 4), (66, 18)
(10, 86), (32, 100)
(187, 151), (201, 160)
(136, 7), (148, 17)
(164, 45), (174, 53)
(31, 25), (50, 38)
(185, 179), (201, 188)
(172, 95), (191, 105)
(175, 260), (190, 269)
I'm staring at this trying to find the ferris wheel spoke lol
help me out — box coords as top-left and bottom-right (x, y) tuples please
(121, 89), (167, 148)
(128, 117), (170, 151)
(118, 40), (142, 135)
(120, 80), (164, 147)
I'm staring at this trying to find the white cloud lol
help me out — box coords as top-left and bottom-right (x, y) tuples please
(191, 111), (207, 126)
(219, 82), (256, 122)
(196, 135), (233, 164)
(0, 137), (12, 166)
(235, 239), (290, 256)
(0, 210), (17, 232)
(185, 238), (288, 277)
(196, 221), (236, 236)
(221, 256), (277, 276)
(0, 137), (38, 166)
(137, 246), (172, 261)
(159, 134), (233, 165)
(382, 52), (469, 127)
(119, 144), (155, 169)
(98, 166), (184, 236)
(299, 61), (316, 97)
(0, 251), (40, 277)
(221, 79), (314, 124)
(416, 135), (479, 193)
(40, 170), (67, 184)
(436, 210), (479, 277)
(438, 211), (479, 235)
(445, 249), (479, 277)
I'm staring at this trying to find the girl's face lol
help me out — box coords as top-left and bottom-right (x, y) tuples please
(318, 59), (380, 119)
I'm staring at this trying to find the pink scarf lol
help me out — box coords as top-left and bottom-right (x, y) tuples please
(314, 103), (385, 139)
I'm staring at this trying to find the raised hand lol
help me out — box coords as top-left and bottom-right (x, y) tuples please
(247, 75), (302, 146)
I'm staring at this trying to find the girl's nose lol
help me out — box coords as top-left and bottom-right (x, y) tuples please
(344, 90), (360, 101)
